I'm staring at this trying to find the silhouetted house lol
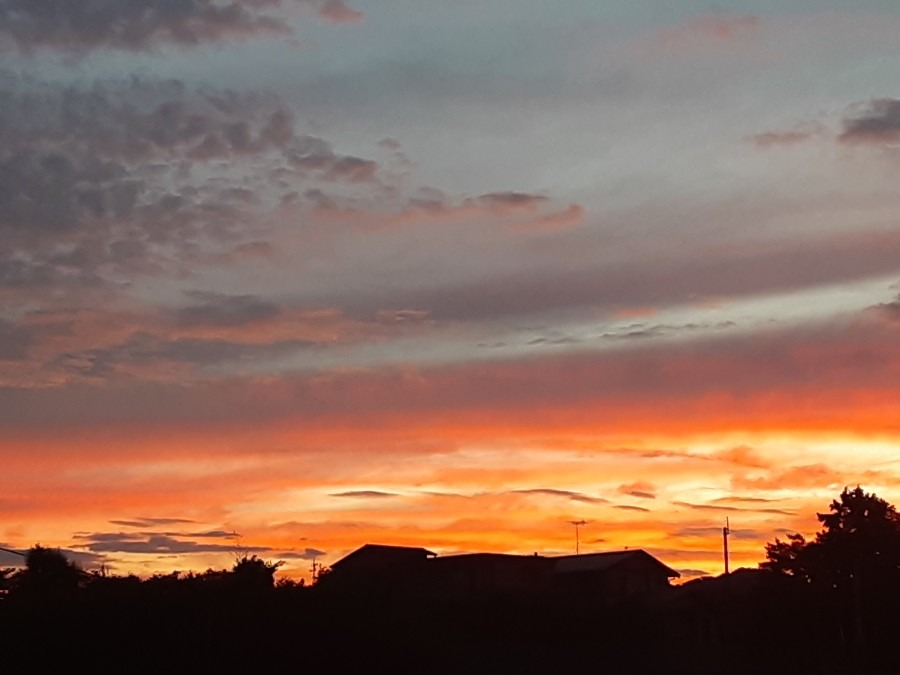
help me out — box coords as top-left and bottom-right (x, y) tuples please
(427, 553), (554, 599)
(325, 544), (436, 592)
(326, 544), (678, 603)
(552, 549), (680, 602)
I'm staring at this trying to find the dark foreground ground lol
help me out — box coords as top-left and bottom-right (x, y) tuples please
(2, 568), (898, 673)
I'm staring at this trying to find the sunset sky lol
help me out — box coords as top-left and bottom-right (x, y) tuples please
(2, 1), (900, 581)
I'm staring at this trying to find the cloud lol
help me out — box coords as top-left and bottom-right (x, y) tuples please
(317, 0), (362, 24)
(617, 482), (657, 500)
(712, 445), (769, 469)
(731, 464), (878, 492)
(0, 73), (382, 294)
(0, 0), (362, 55)
(710, 496), (779, 505)
(750, 125), (823, 148)
(176, 292), (283, 328)
(876, 294), (900, 321)
(109, 517), (197, 528)
(674, 501), (796, 516)
(0, 312), (75, 363)
(613, 505), (650, 512)
(839, 98), (900, 144)
(329, 490), (398, 498)
(4, 310), (900, 435)
(520, 204), (585, 232)
(513, 488), (607, 504)
(53, 332), (321, 377)
(357, 190), (558, 229)
(275, 547), (326, 560)
(76, 531), (270, 555)
(476, 192), (549, 211)
(334, 226), (900, 322)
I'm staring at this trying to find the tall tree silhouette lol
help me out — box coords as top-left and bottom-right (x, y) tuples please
(762, 486), (900, 667)
(763, 486), (900, 586)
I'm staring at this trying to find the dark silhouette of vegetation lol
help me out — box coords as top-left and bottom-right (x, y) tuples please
(763, 486), (900, 585)
(1, 488), (898, 673)
(762, 486), (900, 672)
(11, 544), (83, 602)
(0, 567), (14, 596)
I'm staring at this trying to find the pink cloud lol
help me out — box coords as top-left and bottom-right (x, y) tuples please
(318, 0), (363, 23)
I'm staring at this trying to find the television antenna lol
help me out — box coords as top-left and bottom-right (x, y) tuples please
(569, 520), (587, 555)
(723, 517), (731, 575)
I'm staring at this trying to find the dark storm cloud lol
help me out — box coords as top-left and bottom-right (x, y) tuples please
(176, 292), (283, 327)
(839, 98), (900, 144)
(0, 0), (361, 55)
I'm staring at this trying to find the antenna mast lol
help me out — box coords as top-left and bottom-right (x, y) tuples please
(569, 520), (587, 555)
(723, 517), (731, 575)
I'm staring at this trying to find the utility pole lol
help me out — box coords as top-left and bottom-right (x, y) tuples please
(723, 517), (731, 575)
(569, 520), (587, 555)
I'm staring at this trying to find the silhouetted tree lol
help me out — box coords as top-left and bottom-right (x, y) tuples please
(762, 486), (900, 668)
(763, 486), (900, 586)
(12, 545), (83, 601)
(231, 554), (282, 592)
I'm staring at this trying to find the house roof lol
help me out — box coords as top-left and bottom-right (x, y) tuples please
(552, 549), (680, 578)
(432, 552), (535, 562)
(329, 543), (679, 579)
(330, 543), (436, 569)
